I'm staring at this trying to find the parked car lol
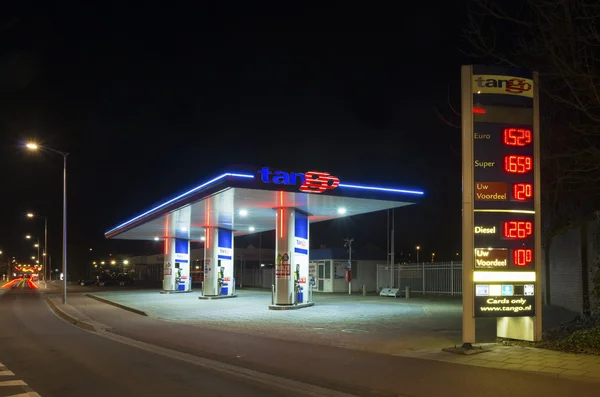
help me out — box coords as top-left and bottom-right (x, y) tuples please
(96, 273), (134, 287)
(77, 279), (96, 286)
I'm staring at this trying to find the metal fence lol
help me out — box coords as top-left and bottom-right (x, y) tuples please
(376, 261), (463, 295)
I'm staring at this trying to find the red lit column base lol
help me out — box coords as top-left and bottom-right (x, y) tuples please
(162, 238), (191, 292)
(274, 208), (310, 305)
(203, 228), (234, 296)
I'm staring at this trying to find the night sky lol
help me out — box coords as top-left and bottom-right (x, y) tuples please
(0, 2), (468, 274)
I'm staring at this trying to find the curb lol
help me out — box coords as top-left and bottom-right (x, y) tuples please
(44, 296), (97, 332)
(86, 294), (148, 316)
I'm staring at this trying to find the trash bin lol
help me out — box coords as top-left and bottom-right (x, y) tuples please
(178, 282), (185, 291)
(221, 283), (229, 295)
(297, 288), (304, 304)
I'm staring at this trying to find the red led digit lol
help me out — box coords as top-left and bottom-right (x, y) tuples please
(513, 249), (533, 266)
(503, 221), (533, 239)
(504, 128), (532, 147)
(512, 183), (533, 201)
(504, 155), (532, 174)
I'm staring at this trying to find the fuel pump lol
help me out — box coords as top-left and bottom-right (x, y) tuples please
(294, 264), (301, 304)
(175, 264), (183, 290)
(217, 264), (225, 295)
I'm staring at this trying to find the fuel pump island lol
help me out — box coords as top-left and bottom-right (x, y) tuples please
(105, 166), (423, 309)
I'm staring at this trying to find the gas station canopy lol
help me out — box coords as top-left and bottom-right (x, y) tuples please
(105, 166), (424, 241)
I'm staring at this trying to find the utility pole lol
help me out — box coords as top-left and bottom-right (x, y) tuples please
(391, 209), (395, 288)
(344, 238), (354, 295)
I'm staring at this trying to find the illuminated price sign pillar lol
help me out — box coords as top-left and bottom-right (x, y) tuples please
(461, 65), (541, 345)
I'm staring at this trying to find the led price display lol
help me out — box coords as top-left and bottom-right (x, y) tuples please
(504, 155), (533, 174)
(467, 67), (540, 324)
(513, 248), (533, 267)
(512, 183), (533, 201)
(503, 221), (533, 239)
(504, 128), (532, 147)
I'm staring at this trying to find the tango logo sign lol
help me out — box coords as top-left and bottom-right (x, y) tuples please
(473, 75), (533, 98)
(259, 167), (340, 194)
(295, 238), (308, 248)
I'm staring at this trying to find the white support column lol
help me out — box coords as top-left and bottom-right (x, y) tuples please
(162, 238), (191, 292)
(273, 208), (310, 305)
(203, 227), (234, 296)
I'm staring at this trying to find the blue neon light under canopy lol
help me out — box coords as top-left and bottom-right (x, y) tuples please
(338, 183), (423, 195)
(105, 171), (424, 236)
(104, 173), (254, 235)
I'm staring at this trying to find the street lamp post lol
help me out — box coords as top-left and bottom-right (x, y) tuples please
(27, 213), (48, 287)
(25, 234), (40, 264)
(0, 251), (4, 281)
(26, 142), (69, 304)
(25, 235), (40, 266)
(416, 245), (424, 294)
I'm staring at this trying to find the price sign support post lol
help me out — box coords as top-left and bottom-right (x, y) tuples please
(459, 65), (542, 349)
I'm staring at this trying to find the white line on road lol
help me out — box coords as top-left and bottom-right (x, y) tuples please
(0, 362), (43, 396)
(99, 329), (359, 397)
(0, 380), (27, 386)
(46, 300), (406, 397)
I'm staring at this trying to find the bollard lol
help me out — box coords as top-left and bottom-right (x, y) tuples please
(362, 285), (367, 296)
(405, 285), (411, 299)
(271, 284), (275, 305)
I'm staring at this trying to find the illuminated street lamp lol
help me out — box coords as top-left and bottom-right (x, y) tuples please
(110, 260), (116, 265)
(25, 235), (40, 273)
(123, 260), (129, 265)
(27, 212), (48, 286)
(416, 245), (420, 265)
(26, 142), (69, 304)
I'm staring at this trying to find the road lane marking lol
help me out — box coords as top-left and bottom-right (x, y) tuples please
(0, 380), (27, 386)
(98, 330), (360, 397)
(0, 362), (43, 396)
(46, 299), (401, 397)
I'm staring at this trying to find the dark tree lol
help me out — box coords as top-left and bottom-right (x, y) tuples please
(463, 0), (600, 311)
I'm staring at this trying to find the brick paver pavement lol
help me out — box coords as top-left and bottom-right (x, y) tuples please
(395, 344), (600, 382)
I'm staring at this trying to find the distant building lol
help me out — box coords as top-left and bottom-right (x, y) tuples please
(126, 246), (387, 292)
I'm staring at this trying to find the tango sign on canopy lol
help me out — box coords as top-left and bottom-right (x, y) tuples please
(258, 166), (340, 194)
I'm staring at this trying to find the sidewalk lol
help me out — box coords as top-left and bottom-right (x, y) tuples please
(395, 345), (600, 380)
(44, 292), (600, 386)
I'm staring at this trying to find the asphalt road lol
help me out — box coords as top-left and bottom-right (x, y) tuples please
(0, 287), (298, 397)
(2, 285), (600, 397)
(67, 291), (600, 397)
